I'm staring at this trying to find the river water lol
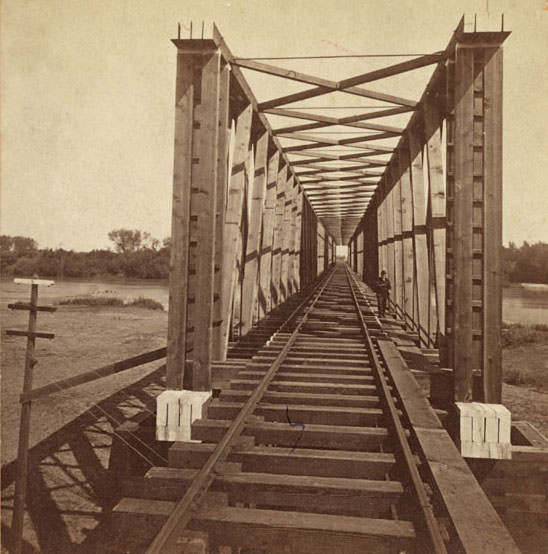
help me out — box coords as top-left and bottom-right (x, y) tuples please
(1, 278), (547, 325)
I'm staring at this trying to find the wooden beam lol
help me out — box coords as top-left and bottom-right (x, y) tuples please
(241, 131), (269, 335)
(280, 176), (295, 303)
(265, 108), (403, 134)
(302, 175), (379, 184)
(423, 88), (446, 343)
(377, 339), (521, 554)
(289, 151), (389, 164)
(258, 151), (280, 318)
(391, 169), (404, 310)
(296, 168), (383, 177)
(452, 46), (475, 402)
(212, 61), (231, 361)
(220, 105), (253, 357)
(257, 56), (440, 111)
(339, 105), (415, 123)
(187, 49), (221, 390)
(385, 180), (395, 299)
(296, 162), (386, 174)
(399, 153), (414, 319)
(190, 505), (414, 553)
(271, 165), (288, 307)
(376, 183), (385, 279)
(482, 46), (503, 403)
(338, 53), (443, 89)
(166, 49), (195, 389)
(408, 124), (430, 340)
(293, 186), (303, 293)
(232, 58), (337, 88)
(259, 81), (418, 111)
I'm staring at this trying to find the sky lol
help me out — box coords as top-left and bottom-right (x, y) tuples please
(1, 0), (547, 251)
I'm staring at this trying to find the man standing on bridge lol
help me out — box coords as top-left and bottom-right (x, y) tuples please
(376, 270), (391, 318)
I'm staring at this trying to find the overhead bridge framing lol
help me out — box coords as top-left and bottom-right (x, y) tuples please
(167, 17), (509, 406)
(135, 14), (521, 554)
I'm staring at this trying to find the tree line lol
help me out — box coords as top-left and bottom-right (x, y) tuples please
(503, 241), (548, 285)
(1, 232), (547, 283)
(0, 230), (170, 280)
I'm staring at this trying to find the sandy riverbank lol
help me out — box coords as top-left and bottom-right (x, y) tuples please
(1, 303), (168, 466)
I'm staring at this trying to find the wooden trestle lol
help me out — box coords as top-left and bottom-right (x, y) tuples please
(112, 264), (520, 554)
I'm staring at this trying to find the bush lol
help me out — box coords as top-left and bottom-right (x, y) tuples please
(126, 297), (164, 311)
(502, 322), (548, 348)
(504, 369), (526, 386)
(59, 296), (125, 307)
(58, 295), (164, 310)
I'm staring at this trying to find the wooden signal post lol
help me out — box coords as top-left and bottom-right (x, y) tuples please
(6, 278), (56, 554)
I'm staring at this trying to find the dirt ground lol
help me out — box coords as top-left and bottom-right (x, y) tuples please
(1, 303), (168, 466)
(503, 343), (548, 438)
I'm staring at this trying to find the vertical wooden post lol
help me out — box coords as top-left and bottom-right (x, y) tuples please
(280, 175), (294, 301)
(408, 123), (430, 336)
(167, 48), (194, 390)
(220, 104), (253, 355)
(365, 203), (378, 285)
(399, 152), (415, 319)
(282, 176), (297, 301)
(377, 185), (386, 280)
(447, 38), (506, 403)
(424, 88), (446, 344)
(271, 164), (287, 306)
(293, 185), (303, 292)
(191, 49), (221, 391)
(385, 183), (395, 294)
(212, 62), (231, 360)
(167, 42), (222, 391)
(12, 284), (38, 554)
(451, 45), (475, 401)
(241, 131), (269, 335)
(258, 151), (280, 318)
(391, 170), (404, 309)
(317, 222), (325, 275)
(324, 234), (330, 271)
(482, 46), (503, 403)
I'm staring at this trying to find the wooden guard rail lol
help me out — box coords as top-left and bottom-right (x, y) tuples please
(387, 297), (436, 349)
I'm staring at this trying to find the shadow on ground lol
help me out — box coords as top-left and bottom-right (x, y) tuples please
(1, 369), (167, 554)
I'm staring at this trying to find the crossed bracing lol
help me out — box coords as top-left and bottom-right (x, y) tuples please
(232, 52), (443, 243)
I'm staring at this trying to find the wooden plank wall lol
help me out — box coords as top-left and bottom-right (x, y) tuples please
(349, 27), (507, 402)
(167, 38), (336, 390)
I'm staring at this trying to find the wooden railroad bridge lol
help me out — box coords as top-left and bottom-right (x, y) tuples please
(6, 14), (548, 554)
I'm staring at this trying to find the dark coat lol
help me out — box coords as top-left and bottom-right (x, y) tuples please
(376, 276), (391, 298)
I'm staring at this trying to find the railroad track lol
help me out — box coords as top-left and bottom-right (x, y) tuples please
(114, 263), (450, 554)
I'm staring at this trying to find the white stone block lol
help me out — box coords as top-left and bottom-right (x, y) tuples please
(156, 389), (212, 442)
(456, 402), (511, 459)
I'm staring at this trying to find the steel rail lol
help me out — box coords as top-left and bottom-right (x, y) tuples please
(344, 265), (448, 554)
(146, 266), (337, 554)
